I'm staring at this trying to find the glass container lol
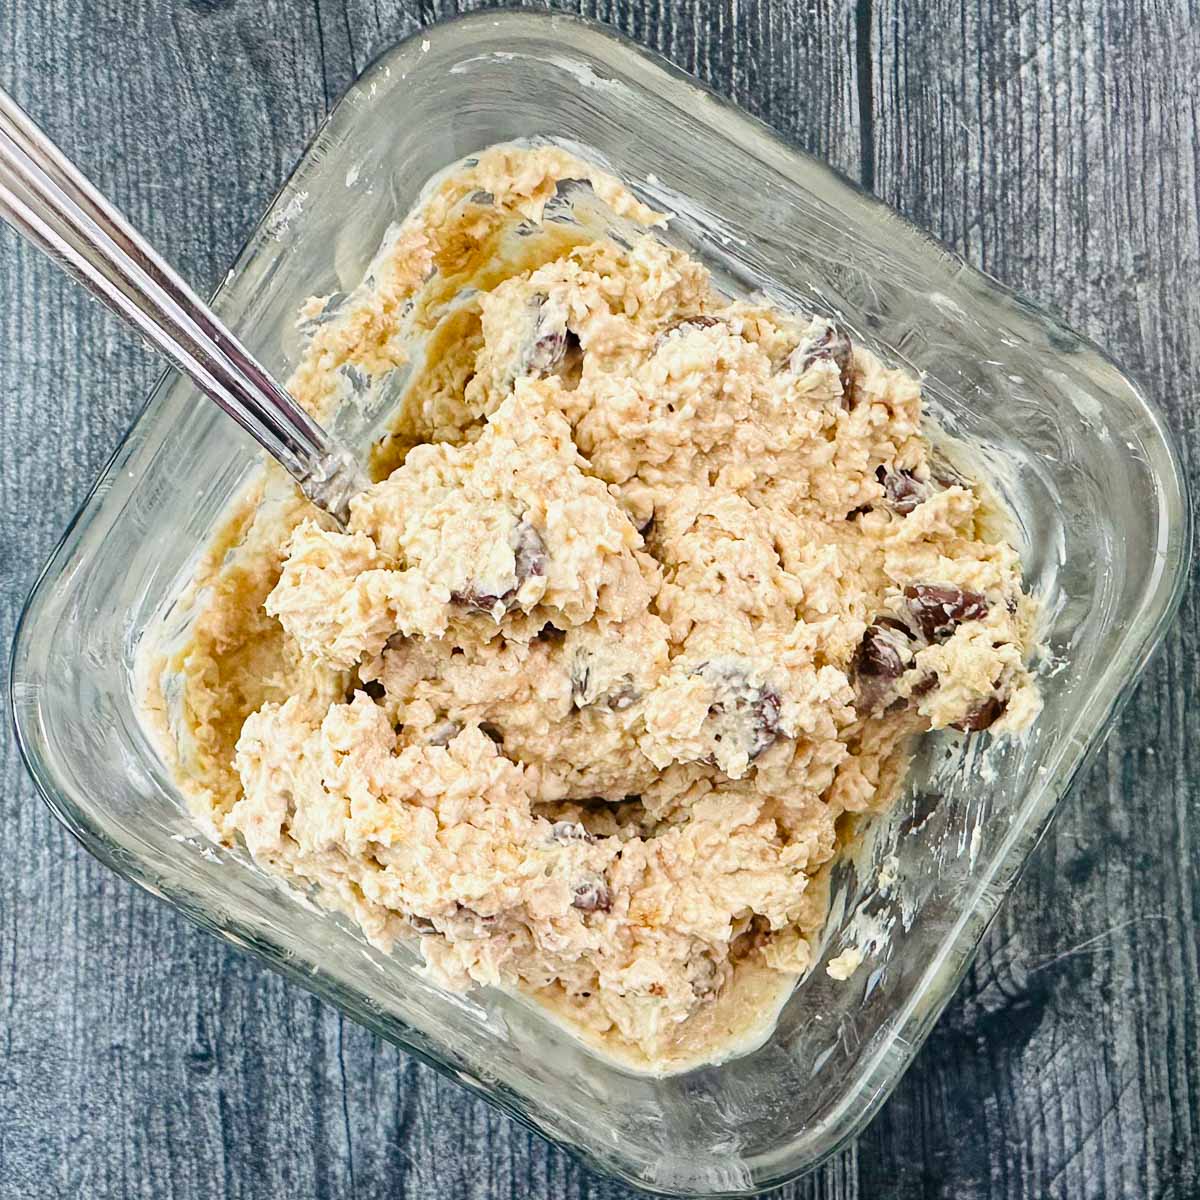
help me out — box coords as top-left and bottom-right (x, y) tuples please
(10, 11), (1190, 1194)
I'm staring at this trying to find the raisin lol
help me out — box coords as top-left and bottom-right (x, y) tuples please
(550, 821), (595, 844)
(952, 695), (1006, 732)
(904, 584), (989, 643)
(788, 318), (854, 405)
(877, 465), (932, 515)
(571, 876), (613, 913)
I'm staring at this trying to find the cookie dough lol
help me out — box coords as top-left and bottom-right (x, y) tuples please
(142, 145), (1040, 1074)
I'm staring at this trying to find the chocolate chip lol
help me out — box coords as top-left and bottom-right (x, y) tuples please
(904, 584), (989, 643)
(751, 688), (783, 758)
(449, 587), (508, 615)
(452, 518), (547, 617)
(656, 314), (722, 348)
(695, 662), (783, 762)
(570, 659), (640, 712)
(527, 328), (575, 374)
(951, 695), (1006, 732)
(853, 627), (905, 681)
(550, 821), (595, 844)
(877, 465), (932, 514)
(910, 673), (938, 698)
(571, 876), (612, 913)
(512, 519), (548, 584)
(851, 624), (909, 715)
(788, 318), (854, 406)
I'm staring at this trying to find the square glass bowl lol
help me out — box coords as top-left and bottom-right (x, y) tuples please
(10, 11), (1190, 1195)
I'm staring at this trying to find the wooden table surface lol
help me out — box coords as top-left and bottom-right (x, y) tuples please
(2, 2), (1197, 1197)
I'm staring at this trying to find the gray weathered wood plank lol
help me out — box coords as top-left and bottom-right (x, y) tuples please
(865, 2), (1200, 1197)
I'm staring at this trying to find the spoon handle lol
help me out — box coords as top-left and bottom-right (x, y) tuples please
(0, 88), (367, 524)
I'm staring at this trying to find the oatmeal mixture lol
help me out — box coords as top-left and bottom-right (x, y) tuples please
(143, 145), (1040, 1073)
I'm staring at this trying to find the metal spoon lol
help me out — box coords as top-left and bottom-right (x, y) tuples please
(0, 87), (368, 525)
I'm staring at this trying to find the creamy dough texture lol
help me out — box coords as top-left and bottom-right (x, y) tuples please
(145, 145), (1040, 1074)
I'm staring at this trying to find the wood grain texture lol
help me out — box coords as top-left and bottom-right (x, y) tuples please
(0, 1), (1196, 1197)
